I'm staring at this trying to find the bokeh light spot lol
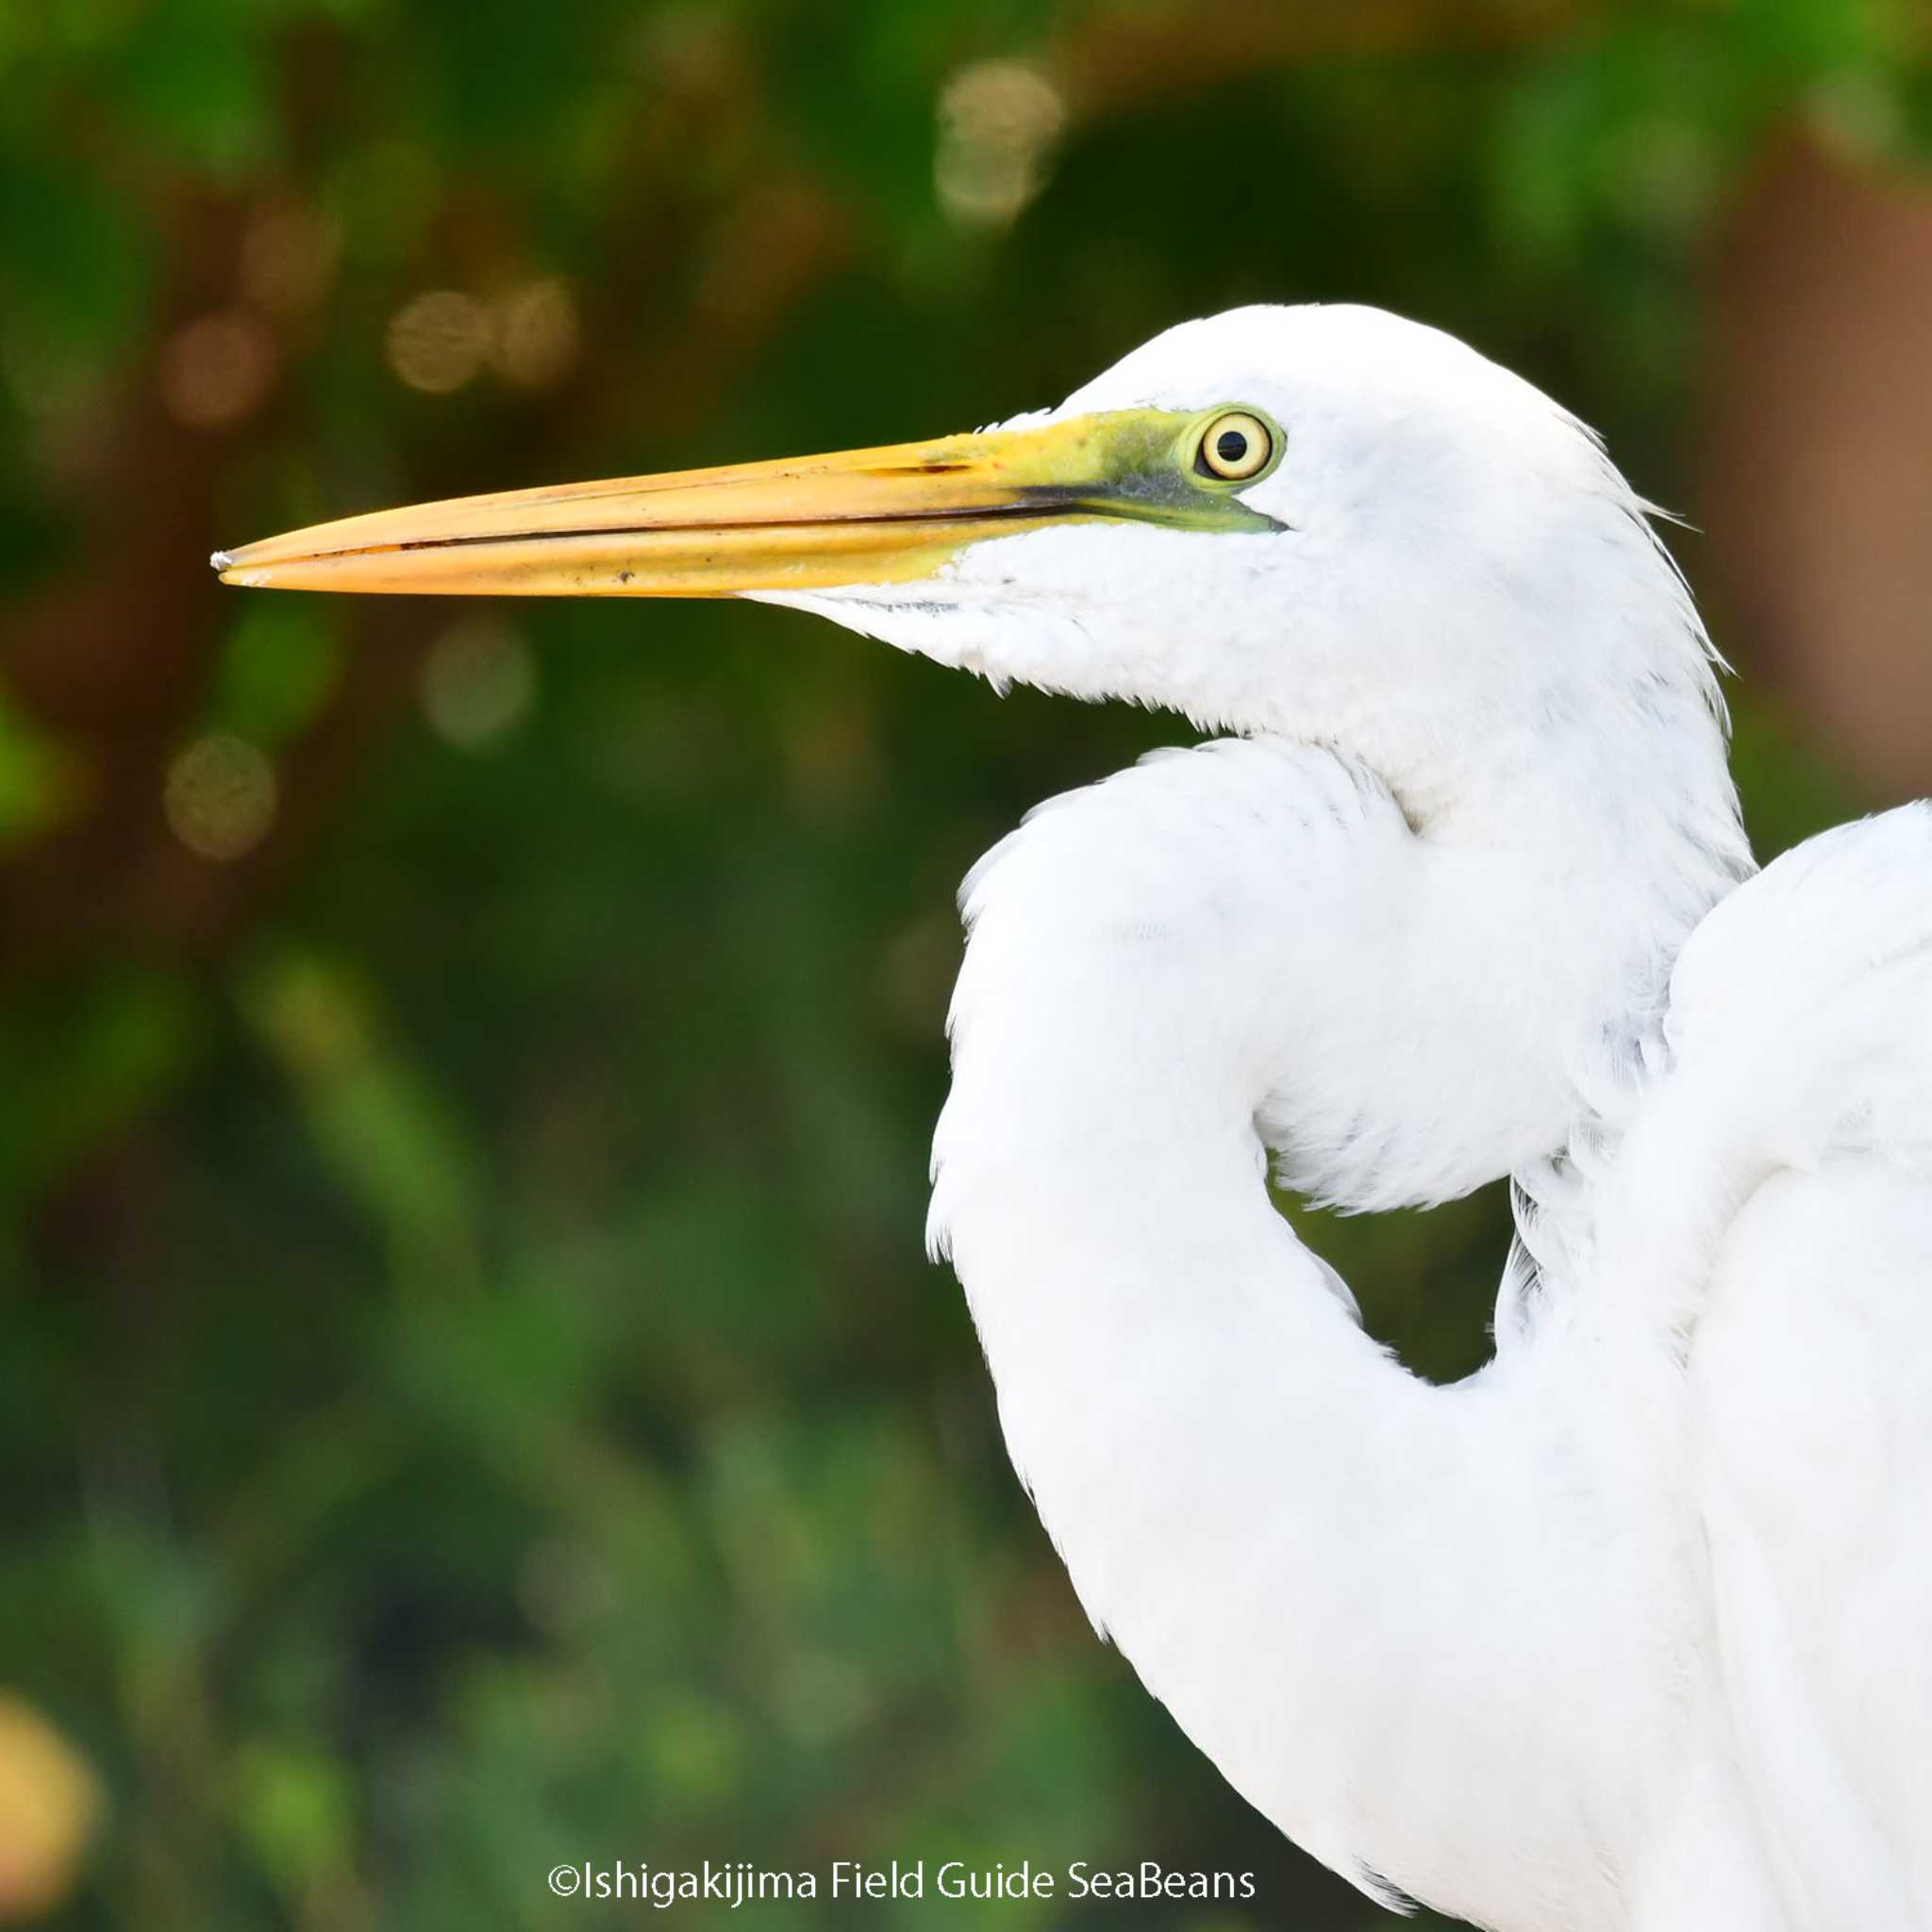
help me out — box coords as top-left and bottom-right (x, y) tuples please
(164, 732), (277, 860)
(386, 290), (490, 394)
(490, 277), (580, 389)
(158, 310), (277, 427)
(420, 616), (537, 749)
(936, 59), (1066, 227)
(0, 1694), (100, 1922)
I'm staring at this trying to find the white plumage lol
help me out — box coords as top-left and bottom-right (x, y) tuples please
(217, 302), (1932, 1930)
(764, 308), (1932, 1929)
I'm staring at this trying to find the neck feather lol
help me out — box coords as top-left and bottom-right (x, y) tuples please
(926, 732), (1741, 1915)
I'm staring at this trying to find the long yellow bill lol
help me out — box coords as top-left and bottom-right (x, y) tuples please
(212, 408), (1280, 599)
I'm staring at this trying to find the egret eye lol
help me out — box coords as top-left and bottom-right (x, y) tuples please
(1194, 410), (1273, 482)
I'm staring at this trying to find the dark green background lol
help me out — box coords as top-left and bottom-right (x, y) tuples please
(2, 2), (1924, 1926)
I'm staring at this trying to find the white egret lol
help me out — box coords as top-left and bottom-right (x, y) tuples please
(215, 306), (1932, 1931)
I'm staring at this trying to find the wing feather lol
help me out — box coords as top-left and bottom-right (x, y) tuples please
(1653, 807), (1932, 1924)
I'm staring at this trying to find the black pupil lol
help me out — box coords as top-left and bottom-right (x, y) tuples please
(1215, 428), (1249, 466)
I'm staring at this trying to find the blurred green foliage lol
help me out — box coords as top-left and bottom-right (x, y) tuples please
(0, 1), (1924, 1927)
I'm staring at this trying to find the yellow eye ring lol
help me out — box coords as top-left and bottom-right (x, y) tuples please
(1194, 410), (1274, 483)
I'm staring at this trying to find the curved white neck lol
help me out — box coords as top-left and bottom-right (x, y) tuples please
(927, 735), (1744, 1920)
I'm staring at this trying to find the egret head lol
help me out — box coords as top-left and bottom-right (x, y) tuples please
(216, 304), (1725, 827)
